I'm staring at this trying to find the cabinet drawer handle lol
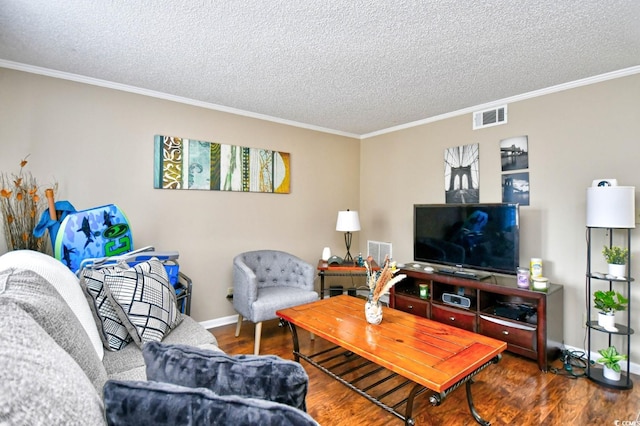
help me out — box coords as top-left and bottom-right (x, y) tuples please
(407, 305), (413, 310)
(449, 316), (455, 321)
(502, 330), (509, 335)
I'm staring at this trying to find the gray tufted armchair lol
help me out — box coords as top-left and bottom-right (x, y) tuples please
(233, 250), (318, 355)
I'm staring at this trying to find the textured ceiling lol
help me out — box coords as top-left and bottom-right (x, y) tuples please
(1, 1), (639, 137)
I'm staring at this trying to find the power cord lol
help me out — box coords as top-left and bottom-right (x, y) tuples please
(549, 349), (588, 378)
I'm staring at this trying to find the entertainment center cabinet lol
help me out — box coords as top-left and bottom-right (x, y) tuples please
(390, 266), (564, 371)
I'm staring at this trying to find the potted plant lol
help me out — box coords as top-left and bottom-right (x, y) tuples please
(602, 245), (629, 277)
(593, 290), (628, 331)
(596, 345), (627, 381)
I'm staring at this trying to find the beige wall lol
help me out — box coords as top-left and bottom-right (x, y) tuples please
(360, 73), (640, 360)
(0, 68), (360, 322)
(2, 67), (639, 363)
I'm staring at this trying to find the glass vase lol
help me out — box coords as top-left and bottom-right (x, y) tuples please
(365, 295), (383, 325)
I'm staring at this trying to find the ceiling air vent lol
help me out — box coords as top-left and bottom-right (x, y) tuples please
(473, 105), (507, 130)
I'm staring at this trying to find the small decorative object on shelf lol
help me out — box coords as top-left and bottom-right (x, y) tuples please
(593, 290), (628, 331)
(364, 256), (406, 324)
(530, 258), (543, 279)
(516, 267), (530, 288)
(602, 245), (629, 277)
(0, 156), (56, 253)
(321, 247), (331, 262)
(419, 283), (429, 299)
(596, 346), (627, 382)
(531, 276), (549, 291)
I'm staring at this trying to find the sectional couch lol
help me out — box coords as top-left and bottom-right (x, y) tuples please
(0, 250), (317, 425)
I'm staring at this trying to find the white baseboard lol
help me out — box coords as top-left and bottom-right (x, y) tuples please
(199, 314), (238, 330)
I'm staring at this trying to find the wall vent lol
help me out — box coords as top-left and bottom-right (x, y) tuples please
(367, 240), (392, 266)
(473, 105), (507, 129)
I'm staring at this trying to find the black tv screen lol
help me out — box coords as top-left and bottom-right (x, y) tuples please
(414, 203), (520, 275)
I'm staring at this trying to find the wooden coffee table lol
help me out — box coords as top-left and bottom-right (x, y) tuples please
(277, 295), (507, 425)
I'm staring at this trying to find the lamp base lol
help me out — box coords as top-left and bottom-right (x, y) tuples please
(343, 232), (355, 264)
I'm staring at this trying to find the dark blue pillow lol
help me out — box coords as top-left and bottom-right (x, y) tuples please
(143, 342), (309, 411)
(103, 380), (318, 426)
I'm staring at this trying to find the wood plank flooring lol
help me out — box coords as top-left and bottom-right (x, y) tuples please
(211, 319), (640, 425)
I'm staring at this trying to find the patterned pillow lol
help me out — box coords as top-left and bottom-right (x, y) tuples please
(80, 262), (133, 351)
(104, 259), (182, 348)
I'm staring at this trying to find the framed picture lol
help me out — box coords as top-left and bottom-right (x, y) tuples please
(153, 135), (290, 193)
(502, 172), (530, 205)
(500, 136), (528, 172)
(444, 143), (479, 204)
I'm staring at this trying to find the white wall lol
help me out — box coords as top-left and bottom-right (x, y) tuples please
(0, 68), (360, 322)
(359, 73), (640, 362)
(2, 66), (640, 366)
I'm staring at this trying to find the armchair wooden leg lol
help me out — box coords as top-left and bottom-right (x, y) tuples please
(254, 321), (263, 355)
(235, 314), (243, 337)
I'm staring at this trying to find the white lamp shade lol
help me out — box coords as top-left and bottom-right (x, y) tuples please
(336, 210), (361, 232)
(586, 186), (636, 228)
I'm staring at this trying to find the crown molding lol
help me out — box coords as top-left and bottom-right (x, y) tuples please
(361, 66), (640, 139)
(0, 59), (360, 139)
(2, 59), (638, 140)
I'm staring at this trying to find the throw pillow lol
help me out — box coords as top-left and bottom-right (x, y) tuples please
(80, 262), (133, 351)
(0, 301), (106, 425)
(143, 342), (309, 411)
(0, 249), (104, 360)
(0, 268), (109, 393)
(103, 380), (318, 426)
(104, 259), (182, 348)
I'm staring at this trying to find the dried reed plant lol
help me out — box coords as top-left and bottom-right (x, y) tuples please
(0, 156), (54, 252)
(365, 255), (406, 304)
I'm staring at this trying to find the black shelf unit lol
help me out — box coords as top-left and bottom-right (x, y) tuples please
(586, 227), (634, 390)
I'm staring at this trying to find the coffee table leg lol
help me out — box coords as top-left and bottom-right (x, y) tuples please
(403, 383), (423, 425)
(285, 321), (301, 362)
(465, 379), (490, 426)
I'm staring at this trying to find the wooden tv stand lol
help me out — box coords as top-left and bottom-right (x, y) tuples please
(390, 266), (564, 371)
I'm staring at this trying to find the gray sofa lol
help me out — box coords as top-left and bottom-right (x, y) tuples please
(0, 250), (220, 425)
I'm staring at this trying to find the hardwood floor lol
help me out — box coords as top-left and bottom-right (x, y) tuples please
(211, 319), (640, 425)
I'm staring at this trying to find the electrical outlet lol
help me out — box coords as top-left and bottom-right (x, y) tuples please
(227, 287), (234, 297)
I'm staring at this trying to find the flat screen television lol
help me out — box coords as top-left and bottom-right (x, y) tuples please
(414, 203), (520, 276)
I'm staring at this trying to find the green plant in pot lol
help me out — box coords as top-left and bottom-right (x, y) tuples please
(602, 245), (629, 277)
(596, 345), (627, 381)
(593, 290), (628, 331)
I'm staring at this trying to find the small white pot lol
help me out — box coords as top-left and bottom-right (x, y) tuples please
(608, 263), (626, 278)
(603, 365), (621, 381)
(598, 312), (617, 331)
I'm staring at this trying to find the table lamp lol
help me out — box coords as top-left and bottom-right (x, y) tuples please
(336, 209), (360, 263)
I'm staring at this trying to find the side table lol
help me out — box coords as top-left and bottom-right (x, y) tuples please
(316, 259), (379, 299)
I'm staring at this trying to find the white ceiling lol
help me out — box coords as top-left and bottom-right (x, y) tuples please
(1, 1), (639, 138)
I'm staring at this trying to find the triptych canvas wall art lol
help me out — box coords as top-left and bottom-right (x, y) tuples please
(153, 135), (290, 194)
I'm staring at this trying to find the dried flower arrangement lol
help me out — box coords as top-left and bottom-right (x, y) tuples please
(365, 255), (406, 304)
(0, 156), (55, 252)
